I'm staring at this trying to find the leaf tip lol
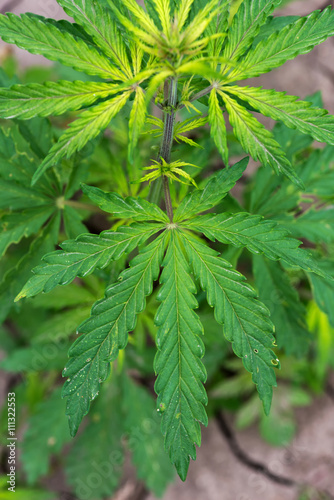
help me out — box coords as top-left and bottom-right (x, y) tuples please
(14, 292), (24, 302)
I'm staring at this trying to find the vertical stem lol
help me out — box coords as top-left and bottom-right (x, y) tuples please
(148, 78), (177, 222)
(159, 78), (178, 222)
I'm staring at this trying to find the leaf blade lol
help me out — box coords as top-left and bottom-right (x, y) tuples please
(33, 92), (131, 183)
(154, 231), (207, 481)
(225, 86), (334, 146)
(0, 13), (120, 79)
(229, 7), (334, 81)
(185, 212), (329, 278)
(221, 92), (303, 187)
(174, 157), (248, 222)
(0, 81), (122, 120)
(180, 230), (278, 414)
(82, 184), (169, 222)
(62, 232), (167, 436)
(208, 88), (228, 165)
(16, 223), (162, 301)
(128, 86), (147, 163)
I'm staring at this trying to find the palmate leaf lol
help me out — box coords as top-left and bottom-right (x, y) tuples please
(32, 92), (132, 183)
(185, 212), (330, 278)
(81, 184), (169, 222)
(0, 206), (54, 258)
(0, 179), (49, 211)
(208, 88), (228, 165)
(62, 232), (167, 436)
(16, 223), (162, 301)
(222, 0), (280, 66)
(174, 157), (248, 222)
(56, 0), (133, 79)
(62, 205), (87, 240)
(0, 126), (40, 184)
(221, 92), (303, 188)
(0, 13), (120, 80)
(228, 6), (334, 82)
(253, 255), (310, 356)
(0, 81), (121, 120)
(179, 230), (278, 414)
(154, 231), (207, 481)
(224, 86), (334, 145)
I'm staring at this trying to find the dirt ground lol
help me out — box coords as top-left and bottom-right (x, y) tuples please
(0, 1), (334, 499)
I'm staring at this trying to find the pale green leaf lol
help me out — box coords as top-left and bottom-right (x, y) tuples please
(0, 81), (121, 120)
(0, 13), (120, 79)
(152, 0), (171, 36)
(0, 206), (54, 258)
(221, 92), (303, 187)
(182, 0), (224, 47)
(128, 86), (147, 163)
(176, 0), (196, 30)
(208, 88), (228, 165)
(222, 0), (280, 68)
(32, 92), (131, 183)
(106, 0), (161, 43)
(56, 0), (133, 79)
(205, 0), (230, 57)
(175, 134), (203, 149)
(175, 116), (208, 135)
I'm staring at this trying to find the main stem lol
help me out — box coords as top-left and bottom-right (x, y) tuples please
(152, 77), (178, 222)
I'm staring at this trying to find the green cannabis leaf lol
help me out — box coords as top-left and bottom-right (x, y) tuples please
(2, 0), (334, 485)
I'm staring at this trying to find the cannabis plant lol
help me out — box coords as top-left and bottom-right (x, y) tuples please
(1, 0), (334, 482)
